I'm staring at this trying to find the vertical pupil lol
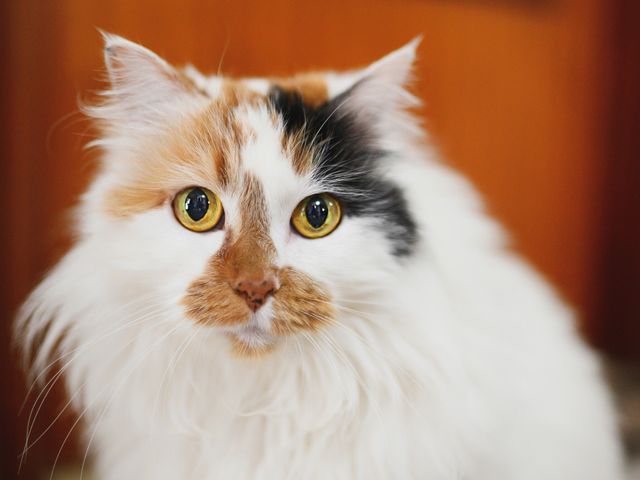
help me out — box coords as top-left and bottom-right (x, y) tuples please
(305, 196), (328, 229)
(185, 188), (210, 221)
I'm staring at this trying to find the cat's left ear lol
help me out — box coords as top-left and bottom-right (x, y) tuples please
(92, 32), (203, 128)
(328, 37), (421, 121)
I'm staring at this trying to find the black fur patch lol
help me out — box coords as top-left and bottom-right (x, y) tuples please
(268, 86), (417, 256)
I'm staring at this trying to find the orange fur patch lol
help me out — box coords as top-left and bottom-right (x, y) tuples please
(230, 335), (276, 358)
(226, 174), (276, 278)
(104, 187), (168, 218)
(271, 267), (335, 336)
(103, 94), (253, 217)
(183, 246), (251, 327)
(272, 73), (329, 108)
(282, 129), (315, 176)
(220, 79), (264, 108)
(226, 267), (335, 358)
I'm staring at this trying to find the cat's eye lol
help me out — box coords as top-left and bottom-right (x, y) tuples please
(291, 193), (342, 238)
(173, 187), (223, 232)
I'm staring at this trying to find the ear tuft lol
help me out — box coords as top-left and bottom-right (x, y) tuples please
(360, 36), (421, 93)
(86, 31), (204, 133)
(329, 37), (422, 136)
(99, 31), (174, 89)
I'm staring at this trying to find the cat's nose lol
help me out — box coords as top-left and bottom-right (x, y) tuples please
(232, 276), (277, 312)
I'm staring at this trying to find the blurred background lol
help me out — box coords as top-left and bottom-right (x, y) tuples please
(1, 0), (638, 478)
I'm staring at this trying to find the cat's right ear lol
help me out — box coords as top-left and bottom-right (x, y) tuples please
(91, 31), (204, 129)
(323, 38), (421, 139)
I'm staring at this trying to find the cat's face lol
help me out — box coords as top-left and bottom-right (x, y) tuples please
(80, 34), (419, 356)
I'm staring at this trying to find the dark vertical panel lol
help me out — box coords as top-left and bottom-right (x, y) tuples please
(1, 3), (85, 478)
(1, 2), (41, 477)
(595, 0), (640, 359)
(0, 1), (16, 478)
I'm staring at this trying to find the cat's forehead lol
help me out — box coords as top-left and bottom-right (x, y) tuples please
(181, 73), (345, 192)
(181, 77), (324, 195)
(185, 69), (354, 109)
(239, 105), (304, 202)
(104, 77), (325, 219)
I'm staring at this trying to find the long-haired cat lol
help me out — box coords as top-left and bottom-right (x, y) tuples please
(16, 33), (624, 479)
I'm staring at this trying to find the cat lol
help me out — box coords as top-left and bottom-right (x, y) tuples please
(16, 32), (625, 479)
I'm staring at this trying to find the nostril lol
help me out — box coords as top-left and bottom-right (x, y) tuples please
(232, 276), (277, 311)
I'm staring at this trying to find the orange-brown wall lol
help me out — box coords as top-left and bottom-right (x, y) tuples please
(1, 1), (637, 478)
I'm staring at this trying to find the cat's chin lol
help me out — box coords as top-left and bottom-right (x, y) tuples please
(227, 315), (278, 357)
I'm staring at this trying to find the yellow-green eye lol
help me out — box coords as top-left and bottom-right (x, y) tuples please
(291, 193), (342, 238)
(173, 187), (223, 232)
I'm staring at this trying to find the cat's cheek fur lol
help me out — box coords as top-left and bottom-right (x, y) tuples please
(104, 207), (225, 289)
(270, 267), (334, 336)
(282, 216), (402, 300)
(182, 251), (253, 329)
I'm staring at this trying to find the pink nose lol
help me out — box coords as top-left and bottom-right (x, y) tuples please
(232, 277), (277, 311)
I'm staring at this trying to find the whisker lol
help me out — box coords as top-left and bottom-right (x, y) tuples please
(308, 95), (351, 149)
(315, 330), (384, 423)
(48, 319), (183, 480)
(20, 302), (171, 465)
(80, 326), (200, 480)
(22, 294), (168, 407)
(148, 326), (200, 434)
(22, 299), (167, 437)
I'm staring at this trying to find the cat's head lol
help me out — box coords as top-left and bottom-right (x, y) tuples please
(25, 34), (423, 359)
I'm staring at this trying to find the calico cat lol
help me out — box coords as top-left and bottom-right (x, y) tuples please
(16, 33), (625, 479)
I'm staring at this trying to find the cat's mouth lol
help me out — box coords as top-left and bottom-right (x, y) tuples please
(226, 311), (278, 356)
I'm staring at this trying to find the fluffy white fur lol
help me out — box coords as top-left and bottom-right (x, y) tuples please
(17, 34), (625, 479)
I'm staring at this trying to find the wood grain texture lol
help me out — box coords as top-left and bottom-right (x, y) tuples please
(1, 0), (634, 477)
